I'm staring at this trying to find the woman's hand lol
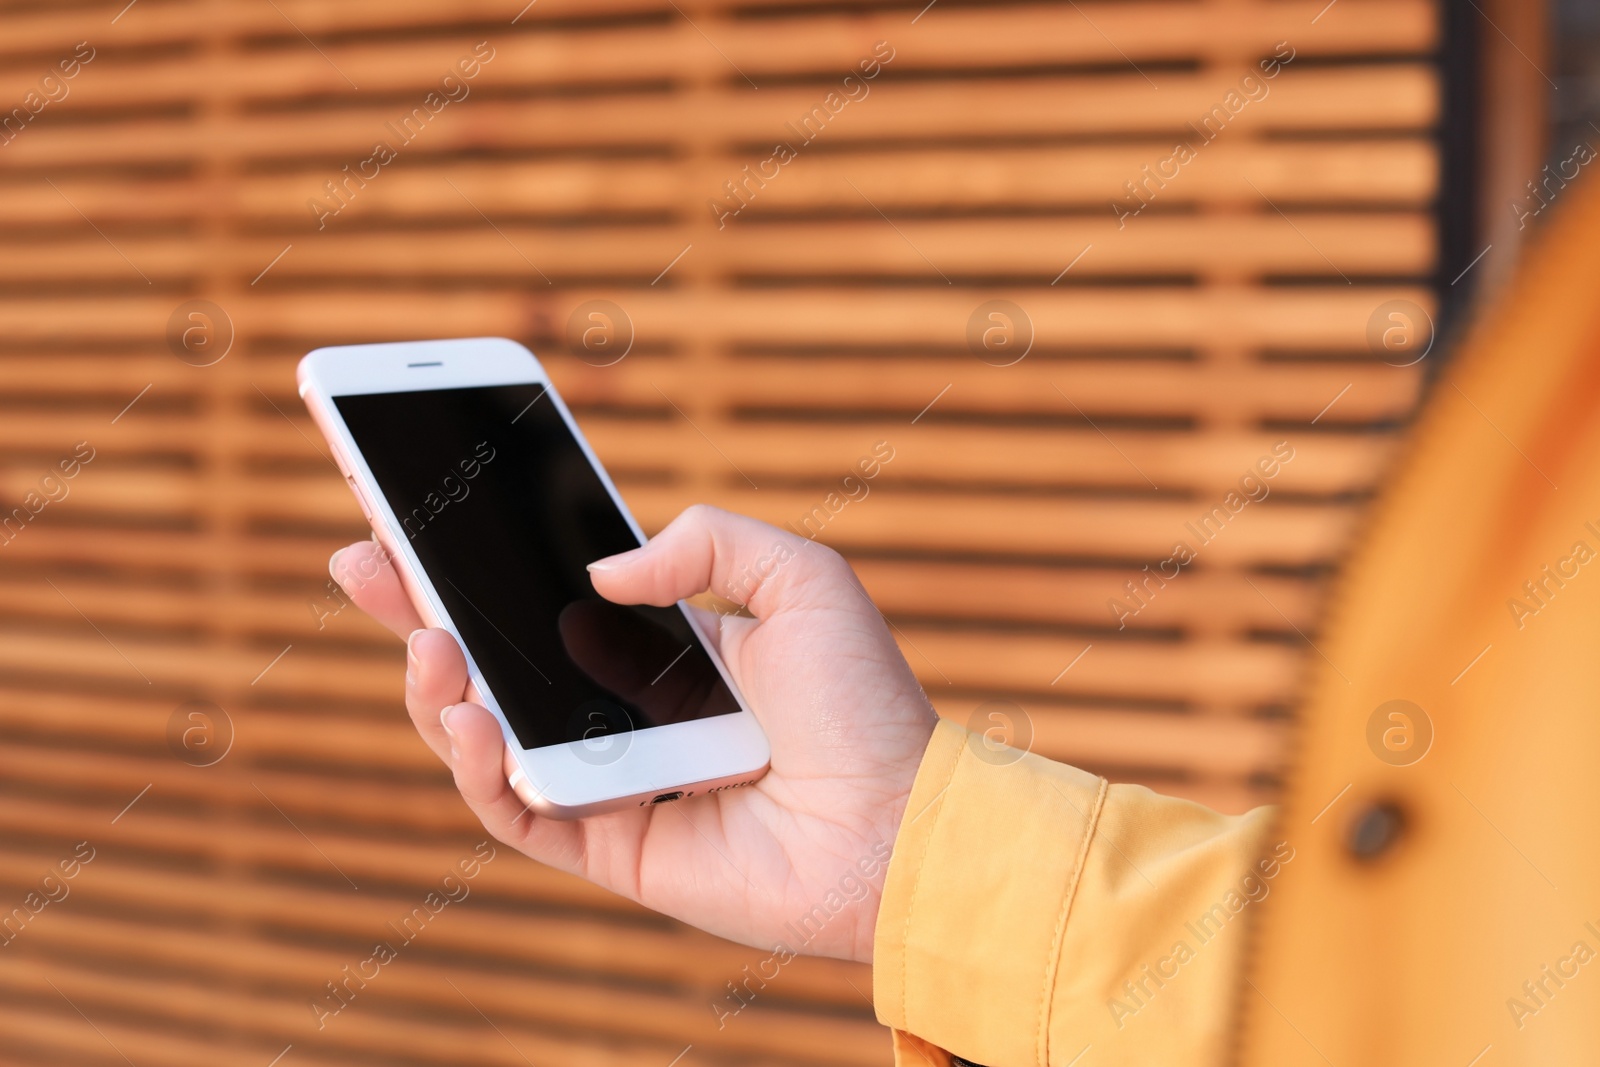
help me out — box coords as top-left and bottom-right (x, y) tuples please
(330, 504), (938, 963)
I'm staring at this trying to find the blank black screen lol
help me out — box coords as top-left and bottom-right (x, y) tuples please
(335, 383), (738, 750)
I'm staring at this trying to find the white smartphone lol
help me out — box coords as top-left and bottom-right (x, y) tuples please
(297, 337), (770, 819)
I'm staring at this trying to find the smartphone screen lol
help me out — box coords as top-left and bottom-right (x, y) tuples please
(334, 383), (739, 751)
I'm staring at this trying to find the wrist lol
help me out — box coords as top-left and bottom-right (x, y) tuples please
(856, 714), (940, 963)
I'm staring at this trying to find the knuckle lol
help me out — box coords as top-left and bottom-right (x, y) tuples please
(479, 820), (522, 853)
(801, 539), (849, 576)
(404, 692), (441, 731)
(456, 771), (507, 810)
(680, 502), (719, 527)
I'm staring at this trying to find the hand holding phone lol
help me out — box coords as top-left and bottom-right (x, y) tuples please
(309, 339), (938, 961)
(334, 505), (938, 963)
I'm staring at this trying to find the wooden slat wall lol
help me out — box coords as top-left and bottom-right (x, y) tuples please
(0, 0), (1438, 1063)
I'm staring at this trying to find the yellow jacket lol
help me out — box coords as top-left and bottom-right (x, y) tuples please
(874, 178), (1600, 1067)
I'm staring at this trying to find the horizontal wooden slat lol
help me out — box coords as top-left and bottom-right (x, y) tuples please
(0, 471), (1370, 563)
(0, 680), (1277, 820)
(0, 543), (1330, 645)
(2, 423), (1392, 513)
(0, 139), (1434, 233)
(906, 630), (1302, 706)
(0, 790), (538, 895)
(592, 425), (1391, 491)
(0, 420), (1400, 492)
(852, 559), (1322, 634)
(243, 477), (1359, 560)
(18, 214), (1429, 282)
(0, 626), (397, 701)
(1, 67), (1438, 169)
(0, 529), (254, 572)
(0, 609), (1313, 714)
(0, 356), (1425, 423)
(0, 0), (1433, 64)
(0, 0), (1435, 73)
(0, 287), (1436, 349)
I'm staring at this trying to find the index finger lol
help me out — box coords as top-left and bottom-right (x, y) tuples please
(331, 540), (425, 639)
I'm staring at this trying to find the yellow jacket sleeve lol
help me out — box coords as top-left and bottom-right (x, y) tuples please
(874, 718), (1280, 1067)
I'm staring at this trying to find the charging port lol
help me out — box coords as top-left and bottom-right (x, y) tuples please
(650, 791), (684, 804)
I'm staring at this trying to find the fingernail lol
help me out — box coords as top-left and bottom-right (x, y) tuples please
(406, 629), (424, 673)
(587, 545), (646, 572)
(328, 547), (345, 581)
(440, 704), (460, 761)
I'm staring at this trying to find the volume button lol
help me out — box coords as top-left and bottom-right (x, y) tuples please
(345, 475), (374, 521)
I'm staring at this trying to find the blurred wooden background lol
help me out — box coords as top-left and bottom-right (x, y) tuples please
(0, 0), (1439, 1064)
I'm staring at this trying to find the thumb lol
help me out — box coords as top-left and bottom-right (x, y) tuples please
(586, 504), (858, 618)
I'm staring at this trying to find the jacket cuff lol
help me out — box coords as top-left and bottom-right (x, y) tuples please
(874, 717), (1109, 1066)
(874, 718), (1279, 1067)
